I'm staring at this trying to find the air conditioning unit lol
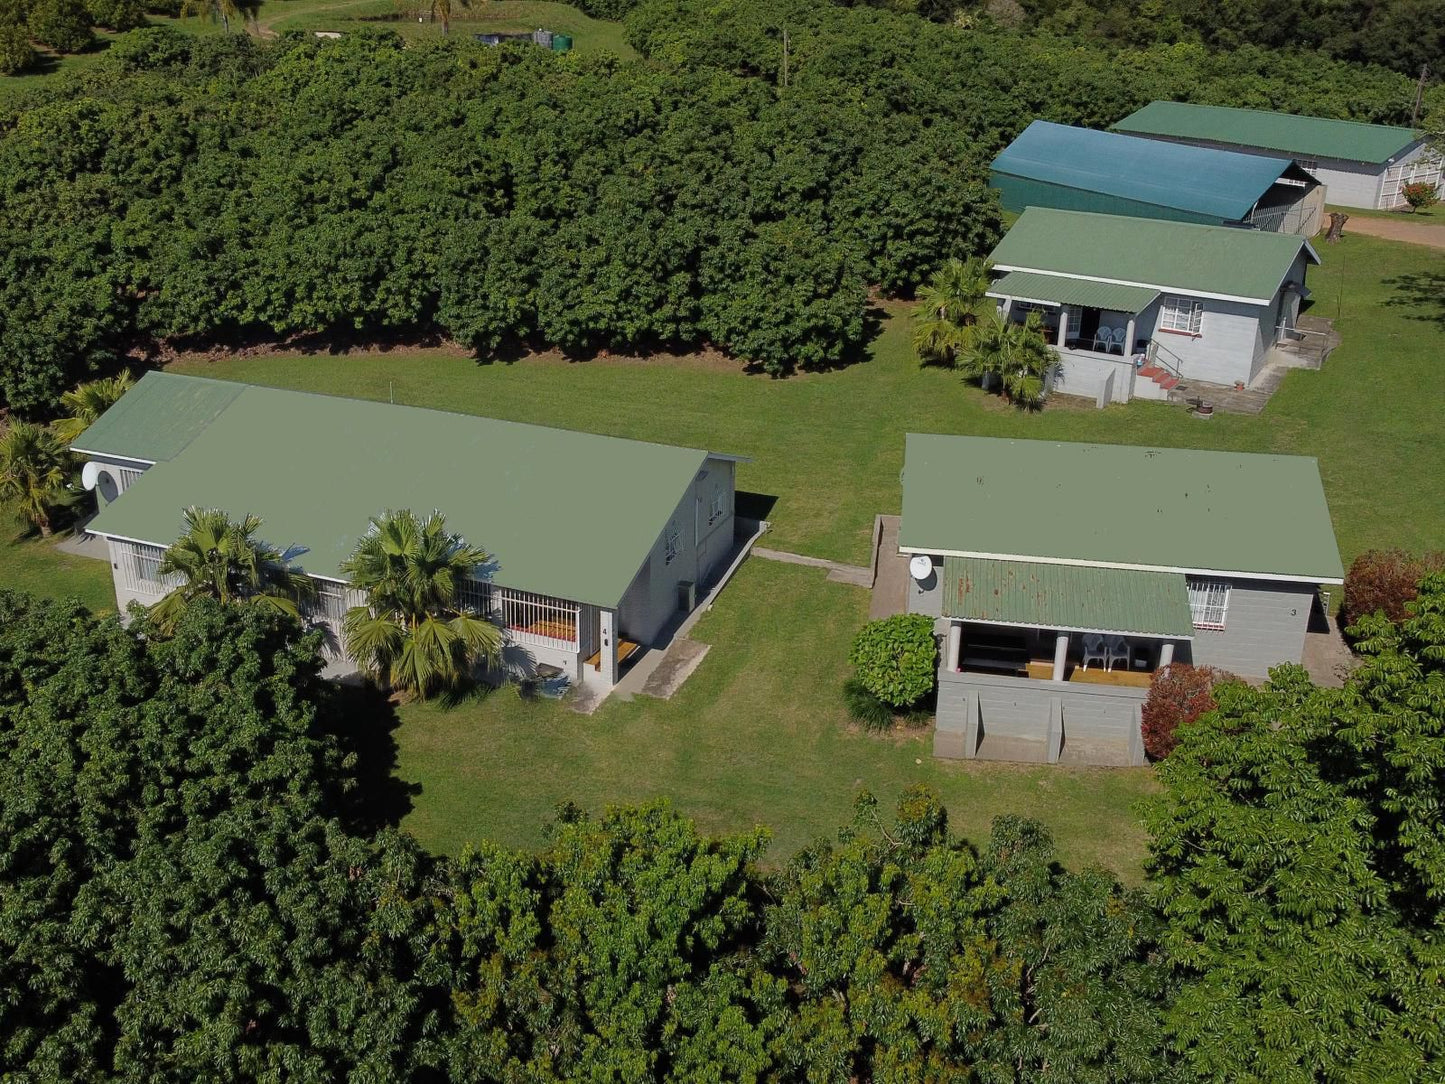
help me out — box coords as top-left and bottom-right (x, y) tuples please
(677, 580), (697, 612)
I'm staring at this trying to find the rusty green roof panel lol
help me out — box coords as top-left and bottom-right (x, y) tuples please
(942, 557), (1194, 638)
(70, 371), (245, 463)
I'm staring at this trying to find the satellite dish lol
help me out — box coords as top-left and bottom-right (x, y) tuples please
(80, 460), (104, 491)
(909, 555), (933, 582)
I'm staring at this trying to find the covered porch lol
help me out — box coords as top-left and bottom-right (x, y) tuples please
(988, 271), (1163, 403)
(933, 558), (1194, 766)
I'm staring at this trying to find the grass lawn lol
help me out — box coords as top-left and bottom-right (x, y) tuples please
(3, 233), (1441, 880)
(0, 528), (115, 615)
(396, 558), (1159, 878)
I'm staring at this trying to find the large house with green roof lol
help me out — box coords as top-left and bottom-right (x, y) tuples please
(986, 207), (1320, 404)
(989, 120), (1324, 234)
(1113, 101), (1443, 211)
(73, 372), (745, 696)
(900, 434), (1343, 766)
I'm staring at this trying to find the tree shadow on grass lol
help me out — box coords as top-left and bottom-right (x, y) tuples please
(319, 680), (420, 834)
(1383, 271), (1445, 328)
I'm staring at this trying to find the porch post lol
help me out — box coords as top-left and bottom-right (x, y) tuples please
(599, 609), (620, 686)
(1158, 641), (1174, 669)
(1125, 314), (1137, 357)
(946, 622), (962, 674)
(1056, 305), (1069, 347)
(1051, 632), (1069, 682)
(998, 297), (1012, 320)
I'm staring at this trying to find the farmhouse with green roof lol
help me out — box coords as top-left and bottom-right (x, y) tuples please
(900, 434), (1343, 766)
(986, 207), (1320, 405)
(1113, 102), (1443, 211)
(74, 372), (745, 697)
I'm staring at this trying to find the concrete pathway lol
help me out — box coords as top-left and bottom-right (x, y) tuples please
(1341, 214), (1445, 251)
(1302, 614), (1357, 689)
(869, 515), (908, 620)
(751, 546), (873, 587)
(56, 528), (107, 561)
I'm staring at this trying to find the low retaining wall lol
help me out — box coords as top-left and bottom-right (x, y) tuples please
(935, 669), (1147, 767)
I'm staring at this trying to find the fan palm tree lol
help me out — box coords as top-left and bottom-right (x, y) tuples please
(52, 372), (135, 446)
(955, 311), (1055, 408)
(340, 509), (503, 700)
(424, 0), (472, 35)
(149, 507), (315, 634)
(0, 420), (75, 537)
(179, 0), (260, 33)
(912, 256), (993, 367)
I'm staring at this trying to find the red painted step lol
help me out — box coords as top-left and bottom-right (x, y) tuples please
(1157, 374), (1180, 390)
(1138, 364), (1162, 379)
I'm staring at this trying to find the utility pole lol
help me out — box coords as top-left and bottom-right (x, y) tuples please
(1411, 64), (1430, 128)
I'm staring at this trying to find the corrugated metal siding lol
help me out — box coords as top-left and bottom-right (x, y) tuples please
(942, 556), (1194, 637)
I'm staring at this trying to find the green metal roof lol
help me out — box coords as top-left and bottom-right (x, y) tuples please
(899, 434), (1344, 583)
(1113, 101), (1419, 166)
(988, 208), (1317, 304)
(942, 557), (1194, 638)
(70, 371), (245, 462)
(988, 270), (1158, 313)
(87, 379), (729, 609)
(990, 120), (1303, 220)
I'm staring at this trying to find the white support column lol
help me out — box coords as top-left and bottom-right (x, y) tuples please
(599, 609), (620, 686)
(946, 622), (962, 673)
(1056, 305), (1069, 347)
(1158, 641), (1174, 669)
(1051, 632), (1069, 682)
(1125, 314), (1137, 357)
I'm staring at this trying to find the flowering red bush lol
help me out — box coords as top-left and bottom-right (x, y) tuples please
(1141, 664), (1233, 761)
(1402, 181), (1440, 212)
(1340, 549), (1445, 639)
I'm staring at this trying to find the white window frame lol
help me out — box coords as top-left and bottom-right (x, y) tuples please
(708, 487), (726, 525)
(1159, 296), (1204, 336)
(132, 542), (164, 584)
(664, 522), (680, 564)
(1187, 579), (1231, 631)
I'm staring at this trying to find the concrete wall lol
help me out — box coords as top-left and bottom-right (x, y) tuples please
(86, 454), (149, 507)
(1314, 158), (1389, 208)
(935, 669), (1146, 766)
(1182, 577), (1317, 678)
(617, 456), (736, 645)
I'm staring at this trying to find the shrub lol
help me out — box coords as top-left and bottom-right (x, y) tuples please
(27, 0), (93, 52)
(85, 0), (146, 30)
(1141, 664), (1233, 761)
(0, 20), (36, 74)
(1402, 181), (1440, 213)
(1340, 548), (1445, 636)
(842, 677), (895, 732)
(848, 614), (937, 709)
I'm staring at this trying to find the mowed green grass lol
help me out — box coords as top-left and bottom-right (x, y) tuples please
(0, 529), (115, 614)
(3, 233), (1441, 878)
(397, 558), (1159, 877)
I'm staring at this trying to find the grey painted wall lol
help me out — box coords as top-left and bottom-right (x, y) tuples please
(617, 456), (736, 645)
(1182, 577), (1316, 678)
(935, 669), (1146, 766)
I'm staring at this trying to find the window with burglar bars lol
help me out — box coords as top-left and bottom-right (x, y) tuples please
(1159, 296), (1204, 335)
(1187, 578), (1230, 630)
(132, 543), (164, 585)
(456, 578), (579, 646)
(708, 487), (726, 524)
(664, 522), (680, 564)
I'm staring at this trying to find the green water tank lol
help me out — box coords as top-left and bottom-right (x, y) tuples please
(551, 33), (573, 52)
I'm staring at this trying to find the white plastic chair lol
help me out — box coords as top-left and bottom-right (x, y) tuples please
(1106, 636), (1130, 672)
(1081, 634), (1107, 670)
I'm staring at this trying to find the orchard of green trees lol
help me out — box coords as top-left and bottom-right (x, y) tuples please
(3, 0), (1443, 414)
(3, 572), (1444, 1080)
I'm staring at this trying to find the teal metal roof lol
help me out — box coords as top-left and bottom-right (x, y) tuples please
(942, 557), (1194, 638)
(87, 379), (729, 609)
(899, 434), (1344, 583)
(1113, 102), (1419, 166)
(990, 120), (1305, 221)
(988, 270), (1158, 313)
(70, 371), (245, 462)
(988, 208), (1318, 304)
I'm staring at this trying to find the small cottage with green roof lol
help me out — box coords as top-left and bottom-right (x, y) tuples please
(73, 372), (745, 698)
(900, 434), (1343, 766)
(986, 207), (1320, 404)
(1113, 102), (1443, 210)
